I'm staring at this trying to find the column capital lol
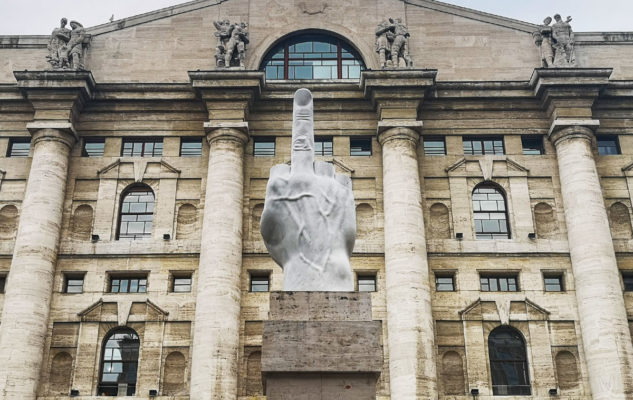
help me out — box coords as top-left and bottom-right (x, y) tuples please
(548, 119), (599, 147)
(13, 70), (95, 123)
(377, 124), (422, 146)
(204, 122), (249, 146)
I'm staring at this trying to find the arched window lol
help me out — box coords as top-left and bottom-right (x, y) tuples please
(261, 33), (365, 80)
(117, 185), (154, 240)
(98, 329), (140, 396)
(473, 184), (510, 239)
(488, 327), (531, 396)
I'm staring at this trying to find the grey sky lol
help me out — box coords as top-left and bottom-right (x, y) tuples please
(0, 0), (630, 35)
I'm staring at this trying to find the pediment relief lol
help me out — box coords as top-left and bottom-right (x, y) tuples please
(97, 158), (181, 181)
(78, 298), (169, 325)
(445, 157), (529, 179)
(459, 297), (549, 325)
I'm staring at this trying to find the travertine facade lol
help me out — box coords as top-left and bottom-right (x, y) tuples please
(1, 0), (633, 399)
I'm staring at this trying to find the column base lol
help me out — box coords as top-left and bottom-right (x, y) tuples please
(261, 292), (382, 400)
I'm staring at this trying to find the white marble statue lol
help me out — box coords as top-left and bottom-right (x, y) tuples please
(260, 89), (356, 291)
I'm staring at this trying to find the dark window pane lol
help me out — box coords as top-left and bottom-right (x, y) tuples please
(521, 136), (543, 155)
(83, 138), (105, 157)
(489, 327), (531, 395)
(358, 275), (377, 292)
(350, 137), (371, 156)
(622, 273), (633, 291)
(463, 137), (505, 155)
(250, 275), (270, 292)
(424, 137), (446, 156)
(480, 275), (519, 292)
(314, 136), (333, 156)
(110, 276), (148, 294)
(99, 330), (140, 396)
(473, 185), (510, 240)
(597, 136), (620, 155)
(261, 34), (365, 80)
(173, 276), (192, 293)
(65, 276), (84, 294)
(435, 276), (455, 291)
(544, 275), (563, 291)
(0, 276), (5, 293)
(121, 138), (163, 157)
(180, 137), (203, 157)
(7, 138), (30, 157)
(254, 137), (276, 157)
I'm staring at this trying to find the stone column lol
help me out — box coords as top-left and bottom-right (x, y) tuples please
(378, 125), (437, 398)
(550, 123), (633, 399)
(190, 124), (248, 400)
(0, 126), (76, 399)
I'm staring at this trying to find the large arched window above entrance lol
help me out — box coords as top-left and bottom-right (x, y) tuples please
(261, 33), (365, 80)
(488, 326), (531, 396)
(472, 183), (510, 240)
(98, 329), (140, 396)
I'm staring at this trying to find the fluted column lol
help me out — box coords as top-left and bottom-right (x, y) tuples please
(550, 124), (633, 399)
(379, 126), (437, 398)
(0, 127), (76, 399)
(191, 125), (248, 400)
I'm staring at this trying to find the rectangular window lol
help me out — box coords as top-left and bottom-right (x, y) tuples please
(180, 137), (203, 157)
(463, 136), (505, 155)
(435, 275), (455, 292)
(253, 137), (275, 157)
(172, 274), (192, 293)
(480, 275), (519, 292)
(521, 136), (544, 155)
(357, 274), (377, 292)
(64, 274), (85, 294)
(121, 138), (163, 157)
(110, 276), (147, 293)
(250, 273), (270, 292)
(423, 137), (446, 156)
(622, 272), (633, 291)
(350, 137), (372, 156)
(0, 275), (5, 294)
(82, 138), (105, 157)
(544, 274), (564, 292)
(597, 135), (621, 155)
(314, 136), (333, 156)
(6, 138), (30, 157)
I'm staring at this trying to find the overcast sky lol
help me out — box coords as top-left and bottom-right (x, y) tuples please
(0, 0), (630, 35)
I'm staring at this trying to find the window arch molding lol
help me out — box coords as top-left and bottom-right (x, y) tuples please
(98, 327), (141, 396)
(116, 183), (155, 240)
(487, 325), (531, 396)
(254, 29), (368, 80)
(472, 181), (511, 240)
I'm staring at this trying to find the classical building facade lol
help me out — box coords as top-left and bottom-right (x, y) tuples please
(1, 0), (633, 399)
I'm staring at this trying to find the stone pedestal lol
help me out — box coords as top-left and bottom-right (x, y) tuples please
(262, 292), (382, 400)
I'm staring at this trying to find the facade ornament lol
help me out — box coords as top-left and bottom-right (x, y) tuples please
(533, 14), (576, 68)
(213, 20), (249, 68)
(375, 18), (413, 69)
(46, 19), (87, 70)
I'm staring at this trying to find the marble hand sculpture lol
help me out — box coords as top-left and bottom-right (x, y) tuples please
(261, 89), (356, 291)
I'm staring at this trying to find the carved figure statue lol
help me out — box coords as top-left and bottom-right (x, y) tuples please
(213, 20), (249, 68)
(261, 89), (356, 291)
(533, 14), (576, 68)
(46, 18), (86, 70)
(375, 18), (413, 69)
(46, 18), (71, 69)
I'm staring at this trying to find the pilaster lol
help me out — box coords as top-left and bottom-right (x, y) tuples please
(188, 71), (263, 400)
(362, 69), (439, 399)
(532, 68), (633, 399)
(0, 71), (94, 400)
